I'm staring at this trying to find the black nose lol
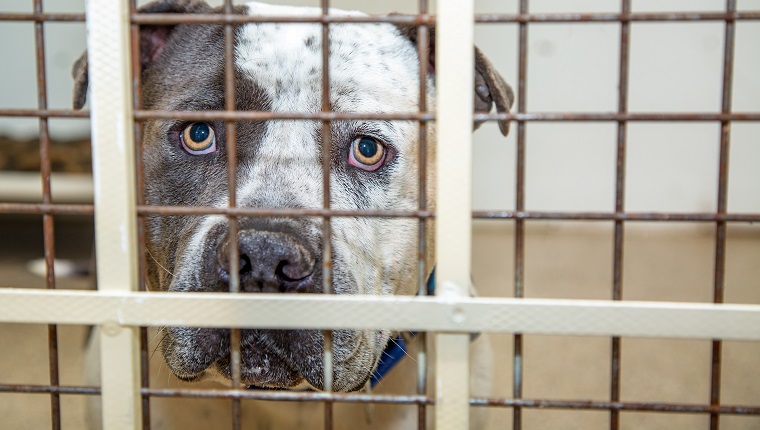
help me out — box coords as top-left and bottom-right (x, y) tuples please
(217, 231), (316, 293)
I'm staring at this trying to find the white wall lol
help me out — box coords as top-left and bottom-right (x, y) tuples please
(1, 0), (757, 213)
(0, 0), (89, 139)
(467, 0), (760, 214)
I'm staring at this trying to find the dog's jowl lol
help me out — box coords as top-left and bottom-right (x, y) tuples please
(74, 0), (512, 427)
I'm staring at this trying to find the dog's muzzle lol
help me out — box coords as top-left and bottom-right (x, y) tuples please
(159, 222), (346, 389)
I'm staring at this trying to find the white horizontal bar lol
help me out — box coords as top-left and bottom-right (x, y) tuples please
(1, 289), (758, 340)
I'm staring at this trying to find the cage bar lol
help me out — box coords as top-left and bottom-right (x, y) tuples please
(217, 2), (244, 429)
(415, 0), (430, 428)
(512, 0), (530, 428)
(2, 290), (759, 341)
(131, 11), (760, 25)
(610, 1), (631, 429)
(8, 108), (760, 122)
(85, 0), (142, 429)
(710, 1), (738, 429)
(434, 0), (476, 429)
(319, 2), (335, 429)
(31, 1), (61, 428)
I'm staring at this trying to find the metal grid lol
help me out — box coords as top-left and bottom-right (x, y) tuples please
(0, 1), (759, 430)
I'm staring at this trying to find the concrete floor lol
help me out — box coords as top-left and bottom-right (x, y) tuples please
(0, 217), (758, 429)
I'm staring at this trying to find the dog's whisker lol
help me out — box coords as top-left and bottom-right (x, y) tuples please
(389, 336), (419, 364)
(237, 56), (267, 69)
(149, 331), (170, 363)
(146, 248), (175, 281)
(149, 326), (167, 345)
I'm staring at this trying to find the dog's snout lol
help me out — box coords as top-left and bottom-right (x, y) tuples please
(217, 231), (316, 293)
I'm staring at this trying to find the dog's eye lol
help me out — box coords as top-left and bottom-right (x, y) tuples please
(348, 137), (386, 171)
(180, 122), (217, 155)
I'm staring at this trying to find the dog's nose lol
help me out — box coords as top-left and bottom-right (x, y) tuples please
(217, 231), (316, 293)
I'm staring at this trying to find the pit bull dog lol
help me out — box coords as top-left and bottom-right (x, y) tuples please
(73, 0), (513, 428)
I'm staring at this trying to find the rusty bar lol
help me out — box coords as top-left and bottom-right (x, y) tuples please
(32, 0), (52, 212)
(37, 109), (760, 122)
(469, 398), (760, 415)
(32, 1), (61, 428)
(131, 206), (760, 222)
(133, 110), (432, 121)
(320, 0), (334, 316)
(43, 220), (59, 430)
(136, 389), (760, 415)
(415, 0), (430, 300)
(138, 328), (150, 428)
(0, 109), (89, 118)
(128, 0), (152, 428)
(5, 10), (760, 25)
(4, 203), (760, 223)
(4, 108), (759, 122)
(221, 2), (242, 429)
(1, 382), (758, 415)
(472, 211), (760, 222)
(122, 11), (760, 25)
(222, 3), (239, 289)
(129, 109), (760, 122)
(130, 12), (434, 25)
(416, 0), (430, 428)
(134, 205), (432, 218)
(320, 2), (334, 429)
(0, 203), (95, 215)
(0, 385), (101, 395)
(710, 1), (737, 429)
(474, 11), (760, 23)
(0, 13), (85, 22)
(513, 1), (529, 429)
(610, 1), (631, 429)
(143, 387), (432, 405)
(473, 112), (760, 122)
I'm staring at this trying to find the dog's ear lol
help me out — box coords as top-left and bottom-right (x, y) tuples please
(71, 52), (89, 110)
(395, 23), (515, 136)
(474, 47), (515, 136)
(71, 0), (210, 109)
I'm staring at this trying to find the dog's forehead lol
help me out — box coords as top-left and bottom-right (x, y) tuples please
(238, 2), (419, 114)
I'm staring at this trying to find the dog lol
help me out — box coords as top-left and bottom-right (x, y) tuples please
(73, 0), (513, 428)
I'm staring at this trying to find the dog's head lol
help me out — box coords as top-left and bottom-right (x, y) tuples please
(73, 0), (513, 392)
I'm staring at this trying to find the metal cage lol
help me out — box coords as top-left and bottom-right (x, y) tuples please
(0, 1), (759, 429)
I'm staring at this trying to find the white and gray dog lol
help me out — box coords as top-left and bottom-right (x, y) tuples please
(74, 0), (512, 428)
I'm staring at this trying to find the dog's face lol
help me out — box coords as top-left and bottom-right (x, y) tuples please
(73, 0), (512, 392)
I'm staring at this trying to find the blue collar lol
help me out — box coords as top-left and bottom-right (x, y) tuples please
(369, 269), (436, 387)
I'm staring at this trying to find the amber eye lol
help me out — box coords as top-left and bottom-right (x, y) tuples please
(348, 136), (386, 171)
(180, 122), (217, 155)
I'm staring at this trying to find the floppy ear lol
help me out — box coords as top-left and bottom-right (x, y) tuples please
(395, 23), (515, 136)
(71, 0), (210, 109)
(71, 52), (89, 110)
(474, 47), (515, 136)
